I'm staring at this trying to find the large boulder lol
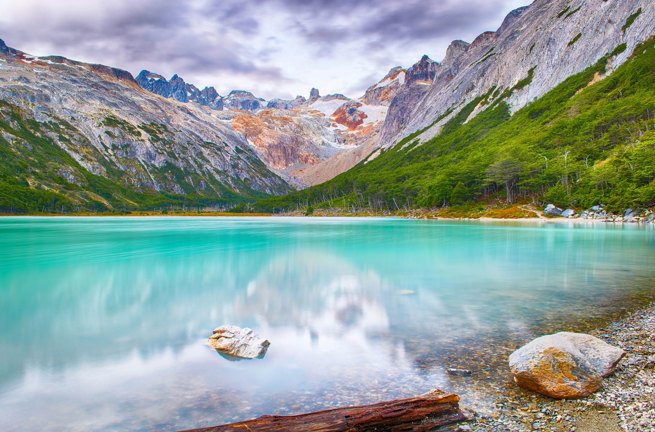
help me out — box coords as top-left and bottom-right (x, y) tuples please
(509, 332), (625, 399)
(561, 209), (576, 218)
(208, 325), (270, 359)
(544, 204), (563, 216)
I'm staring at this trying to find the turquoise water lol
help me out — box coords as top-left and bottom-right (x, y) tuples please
(0, 217), (653, 431)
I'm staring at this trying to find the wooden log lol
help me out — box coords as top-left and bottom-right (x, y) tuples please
(181, 389), (467, 432)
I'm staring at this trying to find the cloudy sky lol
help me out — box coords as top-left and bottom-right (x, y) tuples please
(0, 0), (530, 99)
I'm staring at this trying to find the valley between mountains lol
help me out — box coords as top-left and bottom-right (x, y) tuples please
(0, 0), (654, 214)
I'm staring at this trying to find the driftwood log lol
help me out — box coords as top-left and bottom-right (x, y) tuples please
(181, 389), (467, 432)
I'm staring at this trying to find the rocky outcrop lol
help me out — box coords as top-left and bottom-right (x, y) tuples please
(135, 70), (171, 97)
(380, 0), (655, 146)
(230, 108), (341, 182)
(509, 332), (625, 399)
(405, 55), (439, 85)
(0, 38), (13, 56)
(361, 66), (406, 106)
(135, 70), (224, 110)
(308, 87), (320, 104)
(331, 101), (368, 130)
(208, 325), (270, 359)
(380, 55), (439, 141)
(266, 95), (306, 109)
(223, 90), (265, 111)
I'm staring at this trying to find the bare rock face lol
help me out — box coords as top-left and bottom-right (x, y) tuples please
(381, 0), (655, 146)
(361, 66), (406, 106)
(509, 332), (625, 399)
(380, 55), (439, 141)
(208, 325), (270, 359)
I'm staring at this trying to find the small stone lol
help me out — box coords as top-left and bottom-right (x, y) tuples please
(447, 368), (473, 377)
(208, 325), (270, 359)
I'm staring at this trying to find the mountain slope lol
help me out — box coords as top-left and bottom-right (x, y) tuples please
(250, 35), (655, 214)
(0, 42), (291, 213)
(381, 0), (654, 146)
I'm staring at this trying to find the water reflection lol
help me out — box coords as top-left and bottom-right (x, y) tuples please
(0, 218), (653, 431)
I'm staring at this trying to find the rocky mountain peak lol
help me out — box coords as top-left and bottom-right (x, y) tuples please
(443, 40), (470, 66)
(266, 95), (307, 109)
(361, 66), (407, 106)
(0, 39), (20, 58)
(309, 88), (320, 103)
(381, 0), (654, 147)
(497, 6), (529, 37)
(136, 70), (223, 109)
(0, 38), (10, 55)
(405, 54), (439, 85)
(224, 90), (265, 111)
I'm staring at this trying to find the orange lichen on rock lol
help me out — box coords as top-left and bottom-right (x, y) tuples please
(509, 332), (625, 399)
(512, 347), (602, 399)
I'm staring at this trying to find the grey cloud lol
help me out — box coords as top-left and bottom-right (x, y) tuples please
(0, 0), (530, 97)
(0, 0), (290, 87)
(282, 0), (527, 49)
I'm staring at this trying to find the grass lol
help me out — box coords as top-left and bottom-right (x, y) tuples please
(568, 33), (582, 47)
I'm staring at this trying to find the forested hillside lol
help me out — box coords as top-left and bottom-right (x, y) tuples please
(250, 38), (655, 214)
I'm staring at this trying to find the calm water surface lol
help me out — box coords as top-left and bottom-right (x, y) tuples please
(0, 217), (653, 431)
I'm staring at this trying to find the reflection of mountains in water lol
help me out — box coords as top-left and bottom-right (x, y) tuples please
(2, 221), (654, 393)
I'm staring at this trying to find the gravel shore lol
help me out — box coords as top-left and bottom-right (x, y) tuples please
(459, 303), (655, 432)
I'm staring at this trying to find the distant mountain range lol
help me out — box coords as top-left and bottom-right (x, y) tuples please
(0, 0), (653, 213)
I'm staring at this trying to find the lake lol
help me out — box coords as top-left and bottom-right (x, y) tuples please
(0, 217), (653, 431)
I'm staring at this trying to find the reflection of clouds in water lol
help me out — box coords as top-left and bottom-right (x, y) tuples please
(2, 219), (654, 431)
(0, 304), (447, 432)
(231, 251), (389, 333)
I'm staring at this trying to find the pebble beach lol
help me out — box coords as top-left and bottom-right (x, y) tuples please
(461, 303), (655, 432)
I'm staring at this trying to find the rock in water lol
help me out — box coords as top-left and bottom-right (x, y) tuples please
(508, 332), (625, 399)
(209, 325), (270, 359)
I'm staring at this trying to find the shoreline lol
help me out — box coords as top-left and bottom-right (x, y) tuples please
(2, 205), (652, 225)
(1, 213), (653, 225)
(465, 302), (655, 432)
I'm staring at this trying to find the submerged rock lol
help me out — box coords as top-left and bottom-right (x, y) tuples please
(509, 332), (624, 399)
(447, 368), (473, 377)
(208, 325), (270, 359)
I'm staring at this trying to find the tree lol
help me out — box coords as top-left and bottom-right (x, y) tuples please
(486, 159), (523, 203)
(450, 182), (469, 204)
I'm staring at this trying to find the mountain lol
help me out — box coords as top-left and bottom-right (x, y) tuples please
(132, 67), (409, 188)
(0, 35), (415, 211)
(381, 0), (654, 146)
(251, 0), (655, 214)
(0, 44), (291, 213)
(4, 0), (651, 214)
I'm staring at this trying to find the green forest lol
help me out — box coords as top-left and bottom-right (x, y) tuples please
(0, 102), (274, 213)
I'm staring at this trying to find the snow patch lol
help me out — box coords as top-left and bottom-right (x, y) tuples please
(308, 99), (349, 117)
(357, 104), (388, 124)
(372, 71), (405, 90)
